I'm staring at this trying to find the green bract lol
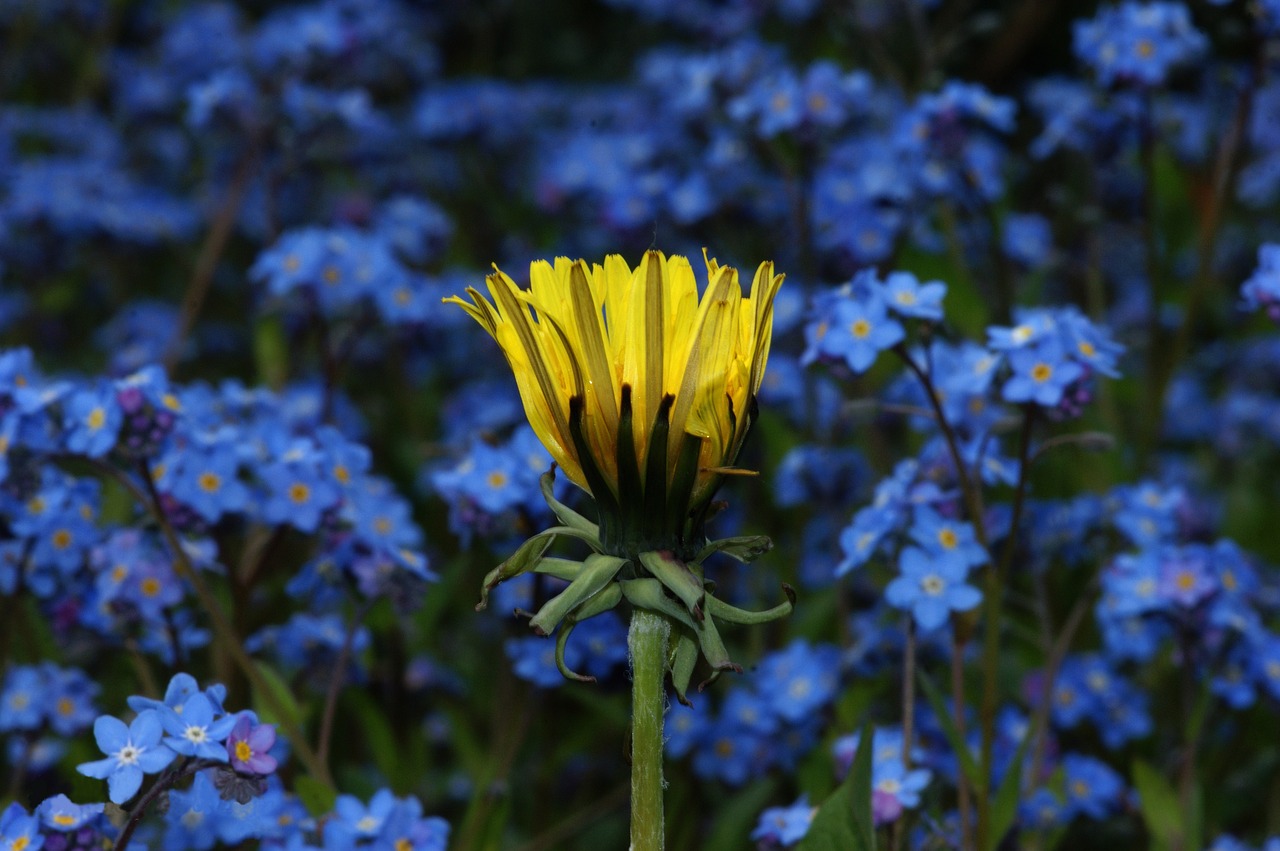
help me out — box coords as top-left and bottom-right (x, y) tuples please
(475, 467), (794, 701)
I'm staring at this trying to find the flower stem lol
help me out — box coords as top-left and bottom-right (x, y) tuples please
(629, 609), (669, 851)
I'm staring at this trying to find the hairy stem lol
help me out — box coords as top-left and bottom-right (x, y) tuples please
(629, 609), (669, 851)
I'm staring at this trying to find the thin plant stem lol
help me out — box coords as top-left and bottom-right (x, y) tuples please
(951, 642), (973, 851)
(164, 149), (259, 374)
(97, 458), (331, 783)
(976, 407), (1036, 851)
(1160, 37), (1266, 424)
(513, 782), (630, 851)
(316, 598), (377, 771)
(893, 345), (989, 549)
(1026, 585), (1094, 799)
(629, 609), (669, 851)
(114, 759), (207, 851)
(893, 617), (918, 851)
(1176, 630), (1201, 851)
(1137, 92), (1164, 465)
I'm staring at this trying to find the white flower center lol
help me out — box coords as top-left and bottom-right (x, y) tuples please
(920, 574), (945, 596)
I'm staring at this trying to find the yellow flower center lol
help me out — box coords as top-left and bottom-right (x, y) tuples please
(51, 529), (72, 549)
(141, 577), (162, 597)
(323, 265), (341, 284)
(851, 319), (871, 339)
(1031, 363), (1052, 382)
(199, 472), (222, 493)
(937, 528), (958, 550)
(289, 483), (311, 503)
(52, 813), (77, 827)
(235, 740), (253, 762)
(87, 407), (106, 430)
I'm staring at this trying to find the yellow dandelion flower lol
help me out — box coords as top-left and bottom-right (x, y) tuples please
(446, 249), (783, 554)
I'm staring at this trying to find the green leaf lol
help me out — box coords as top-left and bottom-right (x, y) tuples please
(916, 670), (982, 793)
(343, 688), (403, 787)
(985, 724), (1033, 851)
(295, 774), (338, 817)
(796, 721), (876, 851)
(704, 778), (779, 849)
(1132, 758), (1182, 851)
(253, 315), (289, 390)
(251, 660), (304, 732)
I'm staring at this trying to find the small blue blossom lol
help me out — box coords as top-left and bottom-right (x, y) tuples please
(77, 710), (176, 804)
(1001, 339), (1084, 407)
(880, 271), (946, 320)
(884, 546), (982, 631)
(0, 803), (43, 851)
(158, 692), (236, 760)
(36, 794), (104, 833)
(751, 795), (815, 846)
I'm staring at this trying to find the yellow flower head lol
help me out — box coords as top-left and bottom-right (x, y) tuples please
(446, 249), (783, 554)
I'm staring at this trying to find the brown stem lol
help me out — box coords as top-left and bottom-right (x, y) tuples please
(164, 149), (259, 374)
(893, 617), (918, 851)
(315, 598), (377, 771)
(977, 407), (1036, 850)
(92, 458), (330, 784)
(951, 642), (973, 851)
(114, 759), (210, 850)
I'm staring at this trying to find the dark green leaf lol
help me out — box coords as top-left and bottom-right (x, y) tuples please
(917, 669), (982, 794)
(1132, 758), (1182, 851)
(796, 721), (876, 851)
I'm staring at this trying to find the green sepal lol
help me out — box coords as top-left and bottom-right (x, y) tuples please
(529, 553), (628, 637)
(620, 578), (741, 681)
(539, 466), (598, 537)
(665, 432), (704, 543)
(568, 395), (621, 544)
(693, 615), (739, 686)
(476, 532), (555, 612)
(555, 583), (624, 683)
(642, 395), (674, 535)
(475, 525), (605, 611)
(696, 535), (774, 564)
(532, 557), (585, 582)
(638, 550), (705, 622)
(667, 624), (699, 706)
(705, 584), (795, 625)
(620, 578), (700, 632)
(616, 385), (645, 539)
